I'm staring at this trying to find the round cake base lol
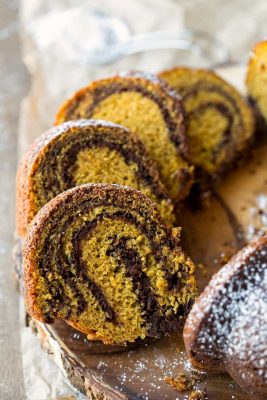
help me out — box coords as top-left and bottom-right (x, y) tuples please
(16, 67), (267, 400)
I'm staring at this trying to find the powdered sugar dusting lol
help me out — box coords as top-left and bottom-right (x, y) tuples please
(186, 239), (267, 395)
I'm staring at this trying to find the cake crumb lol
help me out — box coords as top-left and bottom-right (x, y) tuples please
(189, 389), (207, 400)
(164, 373), (194, 391)
(197, 263), (208, 277)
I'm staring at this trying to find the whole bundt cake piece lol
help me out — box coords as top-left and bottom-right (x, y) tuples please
(246, 40), (267, 125)
(159, 67), (255, 178)
(183, 236), (267, 400)
(23, 184), (197, 345)
(55, 71), (194, 201)
(16, 119), (174, 237)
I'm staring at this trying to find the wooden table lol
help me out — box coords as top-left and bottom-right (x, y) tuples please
(0, 0), (28, 398)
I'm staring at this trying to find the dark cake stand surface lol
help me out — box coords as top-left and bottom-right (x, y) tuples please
(20, 133), (267, 400)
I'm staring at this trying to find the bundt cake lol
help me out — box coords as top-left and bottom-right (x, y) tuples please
(183, 236), (267, 400)
(23, 183), (197, 345)
(55, 71), (194, 201)
(16, 119), (174, 237)
(246, 40), (267, 124)
(159, 67), (255, 177)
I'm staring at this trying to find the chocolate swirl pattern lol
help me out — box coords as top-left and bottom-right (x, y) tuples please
(55, 71), (194, 202)
(23, 184), (196, 345)
(159, 67), (255, 177)
(16, 119), (174, 237)
(184, 236), (267, 400)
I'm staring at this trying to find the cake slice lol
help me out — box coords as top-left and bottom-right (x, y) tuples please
(246, 40), (267, 125)
(23, 184), (197, 345)
(183, 236), (267, 400)
(16, 119), (174, 237)
(55, 71), (194, 201)
(159, 67), (255, 178)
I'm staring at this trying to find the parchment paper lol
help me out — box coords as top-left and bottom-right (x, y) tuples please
(18, 1), (267, 398)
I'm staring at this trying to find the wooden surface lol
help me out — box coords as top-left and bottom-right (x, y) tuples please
(0, 1), (28, 398)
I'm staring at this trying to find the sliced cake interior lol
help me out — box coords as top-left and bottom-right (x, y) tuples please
(55, 72), (194, 201)
(16, 119), (174, 236)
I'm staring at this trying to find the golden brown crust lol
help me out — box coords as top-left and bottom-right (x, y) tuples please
(16, 136), (49, 238)
(16, 123), (77, 237)
(183, 237), (266, 369)
(23, 183), (196, 344)
(16, 154), (30, 238)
